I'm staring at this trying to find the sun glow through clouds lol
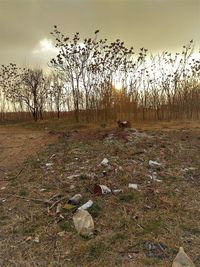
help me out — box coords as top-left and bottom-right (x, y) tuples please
(32, 38), (57, 54)
(115, 81), (123, 90)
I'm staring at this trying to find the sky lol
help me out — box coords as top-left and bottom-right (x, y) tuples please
(0, 0), (200, 69)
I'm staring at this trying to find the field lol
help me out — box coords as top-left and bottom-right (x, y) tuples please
(0, 120), (200, 266)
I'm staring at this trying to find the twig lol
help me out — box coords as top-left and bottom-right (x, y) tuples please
(4, 193), (51, 204)
(7, 167), (25, 181)
(49, 196), (69, 210)
(48, 193), (62, 202)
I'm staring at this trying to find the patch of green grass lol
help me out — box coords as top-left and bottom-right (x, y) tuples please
(88, 201), (102, 218)
(117, 216), (132, 229)
(87, 241), (110, 259)
(108, 232), (127, 245)
(59, 222), (72, 232)
(180, 224), (200, 235)
(142, 257), (162, 266)
(119, 191), (140, 203)
(142, 219), (164, 235)
(19, 189), (29, 196)
(165, 175), (178, 185)
(47, 263), (62, 267)
(23, 225), (37, 235)
(79, 174), (88, 180)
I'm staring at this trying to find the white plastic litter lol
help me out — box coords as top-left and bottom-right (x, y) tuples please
(101, 158), (109, 166)
(73, 210), (94, 236)
(113, 189), (123, 194)
(149, 160), (162, 168)
(46, 163), (54, 167)
(172, 247), (195, 267)
(67, 174), (80, 180)
(148, 172), (162, 183)
(128, 183), (138, 190)
(78, 200), (93, 210)
(94, 184), (111, 195)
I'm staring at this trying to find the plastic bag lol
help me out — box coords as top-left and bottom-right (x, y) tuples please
(172, 247), (195, 267)
(73, 210), (94, 236)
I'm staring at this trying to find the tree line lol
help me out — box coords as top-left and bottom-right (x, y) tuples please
(1, 27), (200, 123)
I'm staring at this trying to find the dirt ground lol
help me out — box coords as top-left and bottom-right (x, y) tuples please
(0, 126), (57, 170)
(0, 121), (200, 267)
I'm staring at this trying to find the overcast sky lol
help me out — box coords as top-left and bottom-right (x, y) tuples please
(0, 0), (200, 68)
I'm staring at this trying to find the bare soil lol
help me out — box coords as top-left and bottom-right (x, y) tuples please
(0, 126), (57, 171)
(0, 121), (200, 267)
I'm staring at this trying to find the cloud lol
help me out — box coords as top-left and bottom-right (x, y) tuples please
(32, 38), (58, 54)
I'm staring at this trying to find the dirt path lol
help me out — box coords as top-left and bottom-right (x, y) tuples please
(0, 126), (57, 172)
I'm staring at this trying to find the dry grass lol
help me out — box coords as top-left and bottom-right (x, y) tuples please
(0, 121), (200, 266)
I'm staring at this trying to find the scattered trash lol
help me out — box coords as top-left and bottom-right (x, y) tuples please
(56, 203), (62, 214)
(148, 172), (162, 182)
(50, 154), (56, 159)
(112, 189), (123, 195)
(0, 198), (6, 203)
(128, 183), (138, 190)
(62, 203), (76, 211)
(149, 160), (162, 169)
(73, 210), (94, 236)
(25, 236), (32, 241)
(144, 241), (168, 259)
(101, 158), (109, 167)
(102, 170), (107, 176)
(1, 186), (6, 190)
(94, 184), (111, 195)
(181, 167), (197, 172)
(68, 194), (82, 205)
(70, 185), (75, 190)
(67, 174), (80, 180)
(39, 188), (46, 192)
(33, 235), (40, 243)
(57, 231), (65, 237)
(172, 247), (195, 267)
(78, 200), (93, 210)
(46, 163), (54, 167)
(117, 120), (131, 128)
